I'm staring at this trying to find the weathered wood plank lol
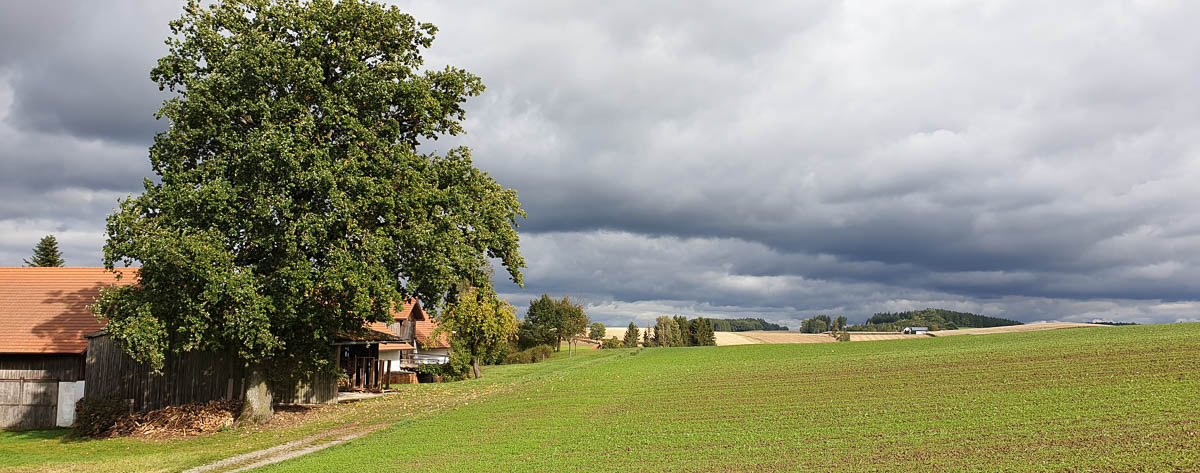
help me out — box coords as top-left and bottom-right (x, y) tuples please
(85, 334), (337, 411)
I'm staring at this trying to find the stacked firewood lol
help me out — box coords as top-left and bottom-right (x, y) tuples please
(106, 400), (240, 438)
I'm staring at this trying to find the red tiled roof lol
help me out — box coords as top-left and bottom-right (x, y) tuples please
(0, 267), (138, 355)
(337, 321), (404, 343)
(415, 319), (450, 349)
(393, 298), (426, 321)
(378, 342), (415, 351)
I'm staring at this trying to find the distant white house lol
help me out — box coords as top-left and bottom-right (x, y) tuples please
(902, 326), (929, 335)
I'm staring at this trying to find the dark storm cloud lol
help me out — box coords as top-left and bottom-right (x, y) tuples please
(2, 1), (1199, 324)
(0, 1), (176, 144)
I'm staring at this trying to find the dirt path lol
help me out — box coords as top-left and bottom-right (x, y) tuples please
(182, 423), (387, 473)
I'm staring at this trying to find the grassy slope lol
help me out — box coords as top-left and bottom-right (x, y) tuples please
(262, 324), (1200, 473)
(0, 348), (616, 473)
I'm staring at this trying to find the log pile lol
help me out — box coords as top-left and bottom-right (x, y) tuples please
(105, 400), (240, 438)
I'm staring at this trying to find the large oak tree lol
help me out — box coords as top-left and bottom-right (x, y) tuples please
(92, 0), (524, 422)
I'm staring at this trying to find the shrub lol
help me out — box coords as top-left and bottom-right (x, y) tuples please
(502, 345), (555, 364)
(528, 344), (554, 362)
(601, 337), (623, 349)
(74, 397), (129, 437)
(505, 350), (534, 364)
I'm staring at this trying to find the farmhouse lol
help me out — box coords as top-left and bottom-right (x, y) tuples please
(902, 326), (930, 335)
(2, 267), (447, 426)
(0, 267), (135, 429)
(372, 299), (451, 384)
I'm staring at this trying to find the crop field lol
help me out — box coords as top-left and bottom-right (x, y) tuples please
(930, 322), (1102, 337)
(604, 328), (763, 346)
(848, 333), (928, 341)
(3, 324), (1196, 472)
(259, 323), (1199, 472)
(736, 330), (836, 344)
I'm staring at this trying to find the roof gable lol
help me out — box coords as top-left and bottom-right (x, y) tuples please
(0, 267), (137, 354)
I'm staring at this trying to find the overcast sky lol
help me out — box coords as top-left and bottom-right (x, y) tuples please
(2, 1), (1199, 327)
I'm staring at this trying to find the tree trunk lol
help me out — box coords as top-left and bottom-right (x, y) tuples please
(471, 357), (481, 379)
(238, 365), (274, 424)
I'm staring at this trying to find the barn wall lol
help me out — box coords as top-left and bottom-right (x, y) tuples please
(0, 354), (83, 430)
(85, 335), (336, 412)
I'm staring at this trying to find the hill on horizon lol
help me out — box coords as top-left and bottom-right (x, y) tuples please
(849, 308), (1021, 332)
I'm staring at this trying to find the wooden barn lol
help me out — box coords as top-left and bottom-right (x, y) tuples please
(84, 308), (407, 411)
(0, 267), (134, 430)
(3, 267), (415, 429)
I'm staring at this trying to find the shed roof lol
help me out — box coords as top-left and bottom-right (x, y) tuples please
(0, 267), (137, 355)
(335, 321), (405, 344)
(415, 319), (450, 349)
(378, 342), (416, 351)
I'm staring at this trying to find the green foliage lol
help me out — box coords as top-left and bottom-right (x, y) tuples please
(502, 344), (555, 365)
(503, 350), (532, 364)
(653, 316), (682, 347)
(691, 317), (716, 346)
(588, 322), (605, 341)
(523, 295), (586, 351)
(674, 316), (691, 345)
(643, 324), (654, 347)
(528, 344), (554, 362)
(710, 318), (789, 332)
(23, 235), (65, 267)
(622, 322), (640, 347)
(435, 285), (518, 378)
(515, 319), (555, 351)
(848, 309), (1021, 332)
(73, 397), (129, 438)
(801, 315), (831, 333)
(600, 337), (623, 349)
(92, 0), (525, 379)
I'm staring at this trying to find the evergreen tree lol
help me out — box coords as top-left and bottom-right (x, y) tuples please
(654, 316), (682, 347)
(24, 235), (65, 267)
(692, 317), (716, 346)
(674, 315), (693, 346)
(623, 321), (640, 347)
(643, 324), (654, 347)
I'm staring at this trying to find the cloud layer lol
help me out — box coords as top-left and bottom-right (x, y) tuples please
(3, 1), (1199, 327)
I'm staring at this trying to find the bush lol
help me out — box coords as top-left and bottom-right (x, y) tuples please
(601, 337), (623, 349)
(528, 345), (554, 362)
(74, 397), (129, 437)
(504, 345), (555, 364)
(505, 350), (534, 364)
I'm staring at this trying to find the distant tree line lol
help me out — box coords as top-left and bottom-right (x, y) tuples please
(846, 309), (1021, 332)
(643, 315), (717, 347)
(710, 318), (789, 332)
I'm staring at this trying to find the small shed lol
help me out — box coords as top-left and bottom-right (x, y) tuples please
(0, 267), (135, 430)
(902, 326), (930, 335)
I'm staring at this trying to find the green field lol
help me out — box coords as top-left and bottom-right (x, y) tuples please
(3, 324), (1198, 472)
(262, 324), (1198, 472)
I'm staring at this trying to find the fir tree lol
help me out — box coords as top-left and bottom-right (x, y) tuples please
(24, 235), (65, 267)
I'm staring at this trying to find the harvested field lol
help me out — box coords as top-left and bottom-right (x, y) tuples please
(931, 321), (1103, 337)
(601, 328), (761, 346)
(736, 330), (835, 344)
